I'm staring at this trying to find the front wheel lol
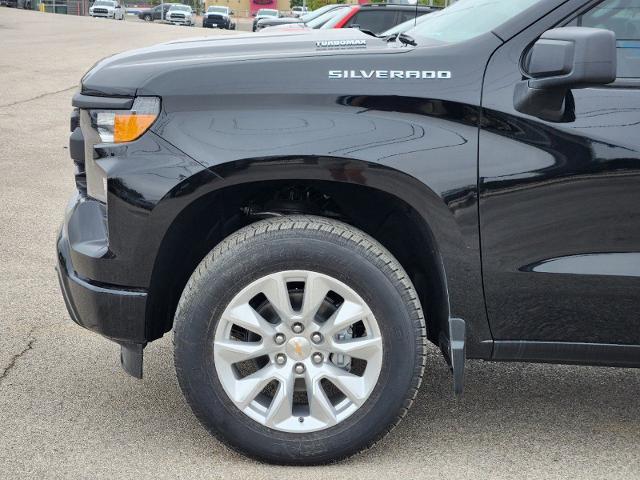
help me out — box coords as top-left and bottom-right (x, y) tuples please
(143, 14), (151, 21)
(174, 215), (426, 464)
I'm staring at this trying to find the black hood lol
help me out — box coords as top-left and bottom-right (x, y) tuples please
(81, 29), (399, 97)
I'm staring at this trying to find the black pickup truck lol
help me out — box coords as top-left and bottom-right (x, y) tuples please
(58, 0), (639, 465)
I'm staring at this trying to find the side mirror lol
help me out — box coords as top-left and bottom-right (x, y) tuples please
(514, 27), (617, 122)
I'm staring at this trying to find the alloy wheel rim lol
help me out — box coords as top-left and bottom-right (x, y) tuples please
(213, 270), (383, 433)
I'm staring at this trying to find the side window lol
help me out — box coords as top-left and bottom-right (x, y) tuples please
(568, 0), (640, 78)
(347, 10), (399, 34)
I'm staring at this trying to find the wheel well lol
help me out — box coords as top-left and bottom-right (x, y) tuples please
(145, 180), (448, 345)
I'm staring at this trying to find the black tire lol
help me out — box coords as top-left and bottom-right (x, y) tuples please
(143, 14), (151, 21)
(173, 215), (427, 465)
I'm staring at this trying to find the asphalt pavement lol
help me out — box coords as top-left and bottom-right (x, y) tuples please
(0, 7), (639, 480)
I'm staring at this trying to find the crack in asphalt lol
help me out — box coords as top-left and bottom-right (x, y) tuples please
(0, 85), (76, 109)
(0, 329), (36, 386)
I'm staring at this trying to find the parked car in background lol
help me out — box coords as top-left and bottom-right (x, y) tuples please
(252, 8), (279, 31)
(137, 3), (176, 21)
(203, 5), (236, 29)
(167, 4), (195, 26)
(259, 6), (349, 32)
(256, 3), (343, 31)
(291, 5), (308, 17)
(323, 3), (438, 34)
(263, 3), (437, 35)
(89, 0), (125, 20)
(7, 0), (32, 8)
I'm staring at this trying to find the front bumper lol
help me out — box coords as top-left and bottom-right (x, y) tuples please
(203, 16), (229, 28)
(56, 195), (148, 345)
(91, 12), (114, 18)
(168, 17), (193, 25)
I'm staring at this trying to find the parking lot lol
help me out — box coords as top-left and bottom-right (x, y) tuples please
(123, 9), (255, 31)
(0, 7), (639, 479)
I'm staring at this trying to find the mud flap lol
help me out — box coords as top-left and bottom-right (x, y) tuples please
(439, 317), (466, 396)
(120, 342), (145, 379)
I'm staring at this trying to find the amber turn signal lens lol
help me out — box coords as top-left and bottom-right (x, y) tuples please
(93, 97), (160, 144)
(113, 114), (157, 143)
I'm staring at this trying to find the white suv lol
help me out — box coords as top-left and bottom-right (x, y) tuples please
(89, 0), (125, 20)
(291, 6), (309, 18)
(166, 4), (196, 26)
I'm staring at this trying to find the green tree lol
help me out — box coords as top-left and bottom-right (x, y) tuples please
(304, 0), (346, 11)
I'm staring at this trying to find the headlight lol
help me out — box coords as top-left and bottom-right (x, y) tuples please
(91, 96), (160, 144)
(84, 97), (160, 203)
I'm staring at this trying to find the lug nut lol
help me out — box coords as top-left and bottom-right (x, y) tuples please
(274, 333), (286, 345)
(312, 352), (323, 364)
(294, 363), (306, 374)
(291, 322), (304, 334)
(275, 353), (287, 365)
(310, 332), (323, 344)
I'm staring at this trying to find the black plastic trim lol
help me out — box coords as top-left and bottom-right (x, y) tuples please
(72, 92), (134, 110)
(57, 229), (148, 344)
(119, 342), (145, 379)
(69, 127), (84, 164)
(492, 341), (640, 368)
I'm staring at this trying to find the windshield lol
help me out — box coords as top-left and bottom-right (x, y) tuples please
(207, 6), (227, 13)
(93, 1), (115, 6)
(313, 7), (350, 29)
(381, 12), (431, 36)
(300, 4), (334, 22)
(170, 5), (191, 11)
(408, 0), (544, 44)
(257, 9), (278, 17)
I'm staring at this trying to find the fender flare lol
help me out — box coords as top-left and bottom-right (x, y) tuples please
(148, 155), (492, 361)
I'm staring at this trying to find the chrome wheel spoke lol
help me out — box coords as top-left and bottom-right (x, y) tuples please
(320, 300), (368, 336)
(261, 272), (294, 319)
(308, 376), (338, 427)
(323, 364), (368, 406)
(231, 365), (277, 408)
(265, 372), (295, 428)
(330, 336), (383, 361)
(214, 340), (268, 364)
(224, 303), (275, 338)
(300, 272), (332, 321)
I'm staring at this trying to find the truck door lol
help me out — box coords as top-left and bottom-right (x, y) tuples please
(479, 0), (640, 357)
